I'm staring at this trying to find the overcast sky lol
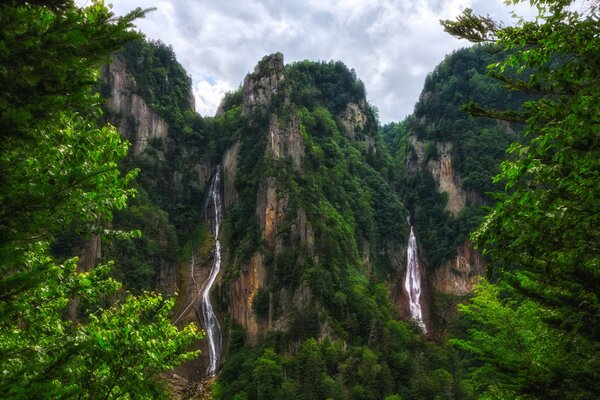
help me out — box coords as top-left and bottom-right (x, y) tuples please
(105, 0), (539, 123)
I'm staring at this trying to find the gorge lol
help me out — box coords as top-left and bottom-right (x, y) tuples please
(3, 1), (596, 399)
(97, 39), (522, 399)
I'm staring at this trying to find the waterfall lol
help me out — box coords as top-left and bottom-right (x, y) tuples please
(404, 224), (426, 333)
(202, 166), (224, 377)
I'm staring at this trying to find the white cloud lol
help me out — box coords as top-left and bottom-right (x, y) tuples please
(193, 79), (235, 117)
(108, 0), (541, 123)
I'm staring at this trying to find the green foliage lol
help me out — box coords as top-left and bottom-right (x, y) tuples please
(252, 288), (270, 320)
(443, 1), (600, 398)
(0, 0), (147, 139)
(1, 112), (135, 259)
(287, 60), (367, 115)
(103, 188), (179, 291)
(108, 38), (233, 241)
(0, 243), (201, 399)
(0, 1), (201, 398)
(215, 324), (466, 400)
(388, 45), (526, 271)
(216, 58), (467, 400)
(118, 38), (194, 133)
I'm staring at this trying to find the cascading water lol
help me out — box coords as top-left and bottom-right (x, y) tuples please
(404, 223), (427, 333)
(201, 166), (224, 377)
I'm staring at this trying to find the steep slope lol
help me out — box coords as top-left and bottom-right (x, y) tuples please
(99, 39), (231, 388)
(211, 54), (465, 400)
(384, 45), (526, 330)
(95, 39), (517, 399)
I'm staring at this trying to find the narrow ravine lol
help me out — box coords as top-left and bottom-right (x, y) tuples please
(404, 222), (427, 333)
(202, 166), (224, 377)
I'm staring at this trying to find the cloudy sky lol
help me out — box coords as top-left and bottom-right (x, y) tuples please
(105, 0), (538, 123)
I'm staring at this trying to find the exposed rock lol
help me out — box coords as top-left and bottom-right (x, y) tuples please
(222, 142), (240, 210)
(256, 178), (288, 252)
(269, 283), (313, 333)
(427, 143), (466, 215)
(230, 253), (268, 344)
(268, 114), (304, 171)
(338, 101), (368, 140)
(166, 373), (214, 400)
(242, 53), (285, 116)
(157, 258), (179, 296)
(188, 91), (196, 112)
(409, 136), (467, 215)
(338, 101), (377, 152)
(101, 56), (169, 154)
(290, 209), (315, 260)
(194, 160), (213, 192)
(66, 235), (102, 320)
(432, 240), (485, 296)
(388, 239), (410, 319)
(78, 234), (101, 272)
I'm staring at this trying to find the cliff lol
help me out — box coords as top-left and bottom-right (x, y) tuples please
(394, 46), (524, 329)
(226, 53), (312, 344)
(216, 54), (411, 349)
(95, 40), (508, 398)
(101, 56), (169, 154)
(100, 39), (216, 299)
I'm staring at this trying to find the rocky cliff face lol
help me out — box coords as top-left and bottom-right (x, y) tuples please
(433, 240), (484, 296)
(101, 56), (169, 154)
(409, 137), (467, 216)
(407, 134), (485, 298)
(222, 142), (240, 209)
(100, 45), (214, 302)
(225, 53), (316, 344)
(242, 53), (285, 115)
(220, 53), (418, 346)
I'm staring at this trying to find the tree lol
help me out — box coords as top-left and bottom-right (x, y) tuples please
(0, 1), (201, 398)
(442, 1), (600, 398)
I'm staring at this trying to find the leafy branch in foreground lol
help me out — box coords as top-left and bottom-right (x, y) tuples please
(0, 1), (201, 398)
(442, 1), (600, 399)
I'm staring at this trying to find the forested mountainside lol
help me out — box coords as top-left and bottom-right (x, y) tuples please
(95, 38), (526, 399)
(3, 1), (597, 399)
(382, 46), (528, 330)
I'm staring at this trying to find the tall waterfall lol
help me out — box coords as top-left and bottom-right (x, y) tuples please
(404, 224), (426, 333)
(202, 166), (224, 377)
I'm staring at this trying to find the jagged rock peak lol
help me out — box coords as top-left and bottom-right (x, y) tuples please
(242, 52), (285, 115)
(253, 52), (284, 76)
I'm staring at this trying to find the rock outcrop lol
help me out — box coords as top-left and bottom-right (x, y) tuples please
(229, 253), (269, 344)
(101, 56), (169, 154)
(433, 240), (484, 296)
(222, 142), (240, 209)
(427, 143), (466, 216)
(227, 53), (317, 343)
(409, 137), (466, 216)
(242, 52), (285, 115)
(407, 135), (485, 315)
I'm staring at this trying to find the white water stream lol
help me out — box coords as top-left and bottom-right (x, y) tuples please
(201, 166), (224, 377)
(404, 224), (427, 333)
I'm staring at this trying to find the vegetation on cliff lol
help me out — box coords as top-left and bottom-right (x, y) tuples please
(385, 45), (527, 272)
(211, 57), (467, 400)
(3, 0), (597, 399)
